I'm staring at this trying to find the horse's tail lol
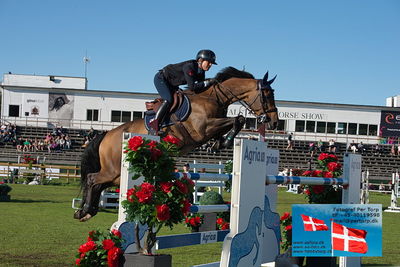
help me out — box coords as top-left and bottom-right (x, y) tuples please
(80, 132), (107, 196)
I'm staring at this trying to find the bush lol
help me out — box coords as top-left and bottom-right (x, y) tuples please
(199, 191), (224, 205)
(0, 183), (12, 195)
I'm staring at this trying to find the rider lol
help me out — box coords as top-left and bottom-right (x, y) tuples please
(151, 49), (218, 133)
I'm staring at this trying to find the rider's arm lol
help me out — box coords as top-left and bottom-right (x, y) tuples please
(182, 63), (206, 91)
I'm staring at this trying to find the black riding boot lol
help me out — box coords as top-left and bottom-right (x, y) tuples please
(150, 100), (170, 135)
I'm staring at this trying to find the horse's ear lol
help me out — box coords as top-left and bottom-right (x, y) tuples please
(268, 75), (277, 85)
(262, 71), (269, 85)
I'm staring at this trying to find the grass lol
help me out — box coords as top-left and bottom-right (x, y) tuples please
(0, 185), (399, 266)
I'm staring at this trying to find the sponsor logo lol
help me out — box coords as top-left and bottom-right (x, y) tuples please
(244, 146), (265, 164)
(201, 231), (217, 244)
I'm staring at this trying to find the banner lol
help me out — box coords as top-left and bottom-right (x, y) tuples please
(380, 111), (400, 137)
(292, 204), (382, 257)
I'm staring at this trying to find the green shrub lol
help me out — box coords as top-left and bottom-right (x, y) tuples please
(199, 191), (224, 205)
(0, 184), (12, 195)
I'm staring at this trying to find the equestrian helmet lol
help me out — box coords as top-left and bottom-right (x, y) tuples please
(196, 49), (217, 65)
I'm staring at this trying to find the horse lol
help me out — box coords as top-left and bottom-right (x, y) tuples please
(74, 66), (278, 221)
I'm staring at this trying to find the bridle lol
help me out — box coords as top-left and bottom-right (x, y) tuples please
(212, 80), (277, 123)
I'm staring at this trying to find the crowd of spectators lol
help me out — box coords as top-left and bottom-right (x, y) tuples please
(0, 122), (17, 146)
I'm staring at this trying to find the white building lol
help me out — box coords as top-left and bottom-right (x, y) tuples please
(1, 73), (399, 144)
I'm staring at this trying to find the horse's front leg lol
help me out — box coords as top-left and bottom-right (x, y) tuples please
(221, 115), (245, 148)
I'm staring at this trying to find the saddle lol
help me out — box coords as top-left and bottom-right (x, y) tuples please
(145, 91), (184, 114)
(144, 91), (191, 132)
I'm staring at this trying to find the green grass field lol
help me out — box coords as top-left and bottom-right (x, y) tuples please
(0, 185), (399, 266)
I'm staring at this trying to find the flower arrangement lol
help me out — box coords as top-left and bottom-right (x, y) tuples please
(0, 182), (12, 195)
(302, 153), (343, 204)
(21, 155), (37, 164)
(185, 213), (204, 231)
(121, 135), (195, 255)
(75, 229), (124, 267)
(280, 212), (292, 251)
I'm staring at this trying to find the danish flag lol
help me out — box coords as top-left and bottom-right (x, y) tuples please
(301, 214), (329, 231)
(331, 222), (368, 254)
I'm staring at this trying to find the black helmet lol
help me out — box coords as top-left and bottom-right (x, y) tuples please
(196, 49), (217, 65)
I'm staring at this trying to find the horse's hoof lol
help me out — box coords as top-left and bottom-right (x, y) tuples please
(79, 214), (92, 222)
(73, 210), (83, 220)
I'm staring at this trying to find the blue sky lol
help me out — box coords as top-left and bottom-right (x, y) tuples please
(1, 0), (399, 106)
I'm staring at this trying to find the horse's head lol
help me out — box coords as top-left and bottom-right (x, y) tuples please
(214, 67), (279, 130)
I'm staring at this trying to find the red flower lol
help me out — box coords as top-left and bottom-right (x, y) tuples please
(156, 204), (171, 221)
(194, 216), (201, 225)
(285, 225), (292, 231)
(162, 135), (181, 146)
(135, 183), (155, 203)
(280, 212), (290, 221)
(78, 241), (97, 253)
(302, 170), (312, 176)
(111, 229), (122, 238)
(115, 188), (120, 193)
(126, 188), (136, 202)
(221, 223), (230, 230)
(182, 177), (195, 191)
(328, 154), (338, 161)
(75, 258), (81, 266)
(318, 153), (329, 161)
(304, 189), (310, 195)
(102, 239), (115, 250)
(185, 217), (189, 224)
(159, 182), (173, 193)
(175, 180), (188, 194)
(189, 218), (196, 226)
(312, 185), (325, 194)
(312, 170), (322, 177)
(217, 218), (224, 225)
(181, 199), (191, 215)
(127, 136), (144, 151)
(323, 171), (333, 178)
(150, 148), (163, 161)
(147, 140), (157, 149)
(327, 162), (341, 172)
(107, 247), (122, 267)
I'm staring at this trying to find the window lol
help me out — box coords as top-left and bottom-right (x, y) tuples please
(133, 111), (143, 119)
(359, 124), (368, 135)
(348, 123), (357, 135)
(327, 122), (336, 134)
(86, 109), (99, 121)
(277, 120), (285, 131)
(295, 120), (305, 132)
(111, 110), (132, 122)
(337, 122), (347, 134)
(121, 111), (131, 122)
(316, 122), (326, 133)
(9, 105), (19, 117)
(245, 118), (256, 130)
(368, 125), (378, 136)
(306, 121), (316, 132)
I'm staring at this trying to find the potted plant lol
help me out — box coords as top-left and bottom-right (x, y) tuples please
(0, 182), (12, 201)
(301, 153), (343, 267)
(198, 191), (224, 231)
(75, 229), (124, 267)
(184, 213), (204, 232)
(121, 135), (194, 266)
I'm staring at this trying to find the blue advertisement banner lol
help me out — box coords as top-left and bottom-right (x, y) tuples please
(292, 204), (382, 257)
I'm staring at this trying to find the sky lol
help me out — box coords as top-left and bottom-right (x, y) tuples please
(1, 0), (399, 106)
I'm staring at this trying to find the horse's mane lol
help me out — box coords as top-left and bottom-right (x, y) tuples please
(214, 67), (255, 83)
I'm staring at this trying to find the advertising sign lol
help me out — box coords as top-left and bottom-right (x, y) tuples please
(292, 204), (382, 257)
(380, 110), (400, 137)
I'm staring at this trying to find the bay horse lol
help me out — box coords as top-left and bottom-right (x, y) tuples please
(74, 67), (278, 221)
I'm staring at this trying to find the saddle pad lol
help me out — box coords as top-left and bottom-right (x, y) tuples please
(144, 94), (191, 131)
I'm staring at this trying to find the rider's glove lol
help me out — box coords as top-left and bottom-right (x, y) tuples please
(204, 78), (217, 87)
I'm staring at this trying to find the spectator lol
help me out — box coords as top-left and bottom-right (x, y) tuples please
(65, 135), (72, 149)
(328, 139), (336, 153)
(81, 136), (90, 148)
(23, 139), (31, 152)
(309, 142), (316, 157)
(286, 133), (293, 150)
(317, 139), (323, 152)
(357, 142), (366, 154)
(350, 140), (358, 153)
(183, 163), (190, 173)
(390, 144), (396, 156)
(16, 138), (24, 152)
(373, 144), (381, 156)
